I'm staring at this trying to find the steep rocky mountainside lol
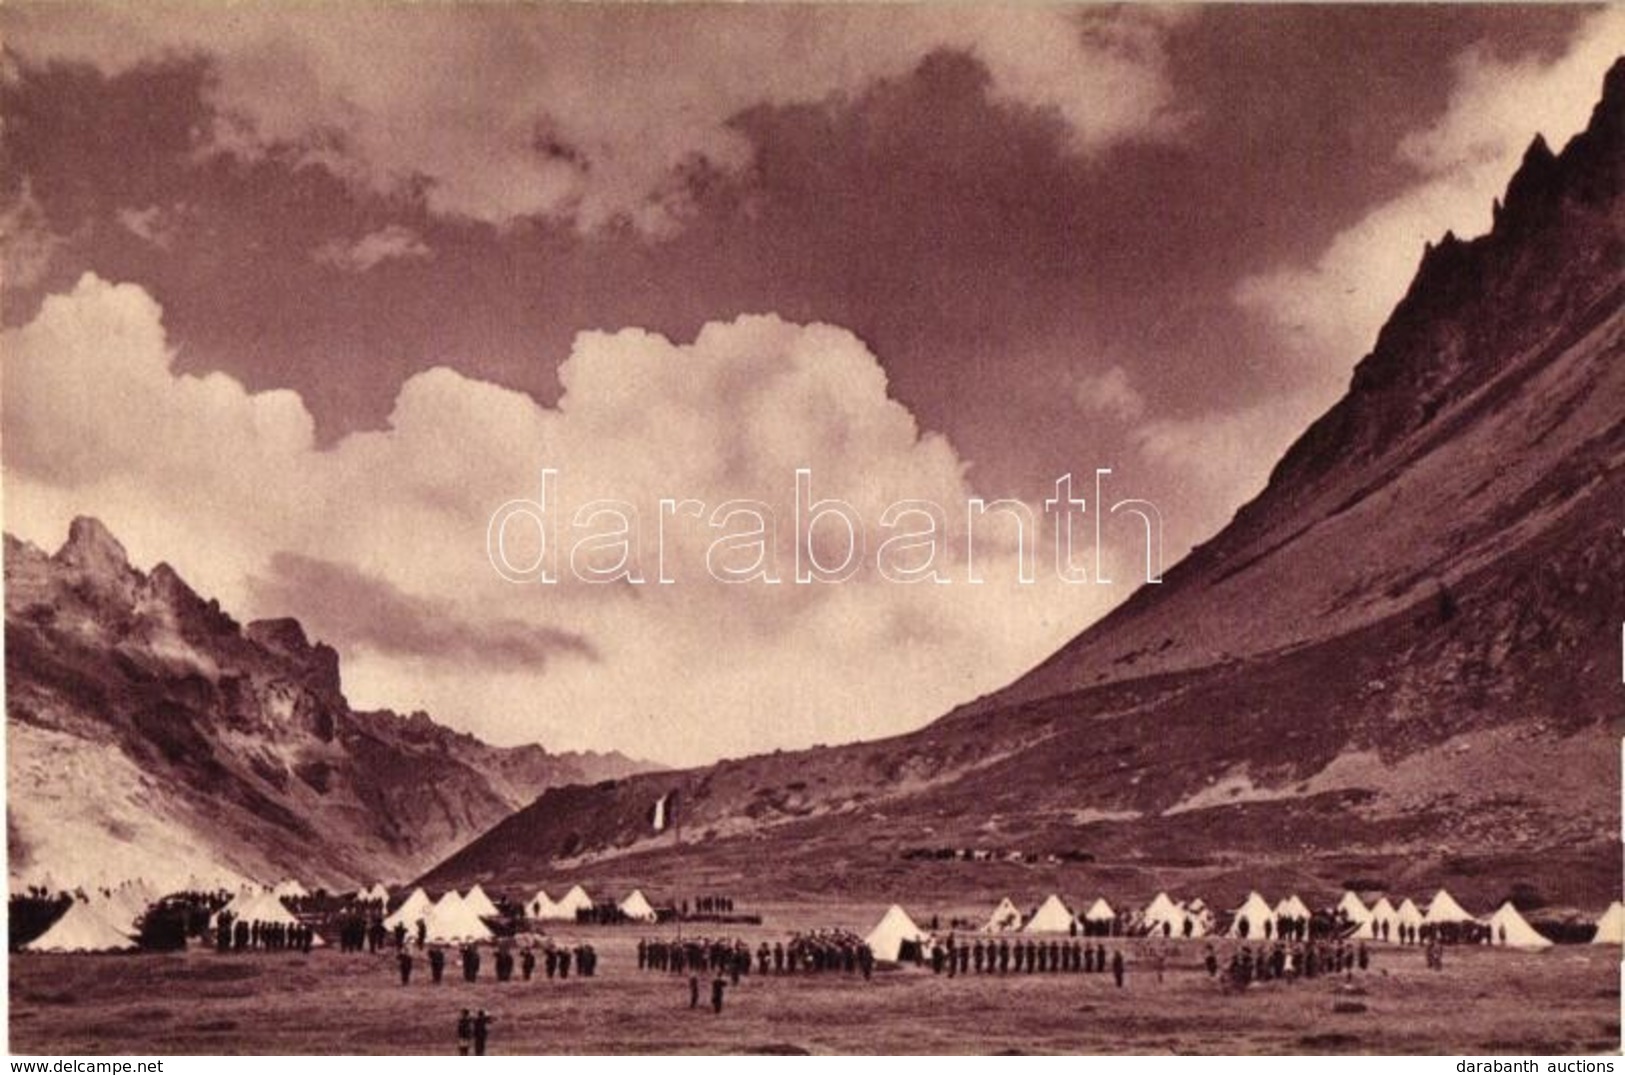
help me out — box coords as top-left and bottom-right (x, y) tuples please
(5, 519), (649, 891)
(419, 60), (1624, 911)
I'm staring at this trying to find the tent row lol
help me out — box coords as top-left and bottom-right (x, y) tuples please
(980, 892), (1213, 937)
(970, 889), (1624, 948)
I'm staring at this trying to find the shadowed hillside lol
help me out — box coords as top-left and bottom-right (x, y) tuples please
(418, 59), (1625, 912)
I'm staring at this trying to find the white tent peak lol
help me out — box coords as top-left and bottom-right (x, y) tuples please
(1229, 892), (1274, 938)
(1083, 897), (1115, 921)
(1487, 902), (1551, 949)
(423, 890), (491, 944)
(865, 904), (926, 962)
(1337, 891), (1372, 923)
(983, 897), (1023, 933)
(1423, 889), (1473, 924)
(463, 884), (500, 918)
(383, 887), (432, 931)
(1273, 894), (1310, 920)
(25, 899), (135, 953)
(1024, 894), (1075, 933)
(619, 889), (657, 922)
(1591, 902), (1623, 945)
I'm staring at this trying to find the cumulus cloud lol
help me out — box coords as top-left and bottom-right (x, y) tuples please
(1, 4), (1191, 232)
(4, 274), (1137, 763)
(313, 224), (431, 272)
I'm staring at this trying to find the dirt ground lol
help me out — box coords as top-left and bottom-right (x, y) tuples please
(9, 903), (1621, 1055)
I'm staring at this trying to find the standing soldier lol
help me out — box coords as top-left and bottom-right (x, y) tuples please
(689, 974), (700, 1009)
(521, 947), (536, 981)
(398, 949), (413, 985)
(429, 945), (446, 983)
(1111, 949), (1125, 988)
(711, 972), (727, 1014)
(456, 1009), (472, 1056)
(473, 1009), (493, 1056)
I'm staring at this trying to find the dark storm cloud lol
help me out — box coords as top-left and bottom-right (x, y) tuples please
(249, 551), (596, 671)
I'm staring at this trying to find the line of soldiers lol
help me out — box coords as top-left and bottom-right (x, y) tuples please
(399, 942), (598, 985)
(213, 913), (315, 953)
(781, 930), (874, 977)
(1214, 940), (1370, 988)
(687, 896), (737, 915)
(930, 934), (1124, 981)
(334, 914), (389, 953)
(639, 937), (751, 980)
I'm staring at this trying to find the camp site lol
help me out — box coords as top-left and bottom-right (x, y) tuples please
(9, 875), (1620, 1054)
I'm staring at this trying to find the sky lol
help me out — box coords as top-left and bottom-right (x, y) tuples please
(2, 3), (1621, 764)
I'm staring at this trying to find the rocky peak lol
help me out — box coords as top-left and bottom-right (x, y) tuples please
(246, 617), (345, 705)
(1254, 58), (1624, 508)
(54, 516), (131, 578)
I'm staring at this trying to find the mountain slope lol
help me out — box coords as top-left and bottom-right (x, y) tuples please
(419, 59), (1624, 910)
(4, 519), (651, 891)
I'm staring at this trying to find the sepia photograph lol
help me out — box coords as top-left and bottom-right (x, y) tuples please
(1, 0), (1622, 1058)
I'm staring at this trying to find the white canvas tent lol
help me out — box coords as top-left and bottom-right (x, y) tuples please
(1360, 896), (1398, 940)
(1024, 894), (1076, 933)
(25, 898), (136, 953)
(422, 891), (492, 944)
(551, 884), (593, 918)
(1423, 889), (1473, 925)
(983, 897), (1024, 933)
(1336, 891), (1371, 927)
(1142, 892), (1202, 937)
(1396, 898), (1424, 930)
(1273, 894), (1311, 921)
(1486, 902), (1551, 949)
(463, 884), (500, 918)
(100, 887), (151, 933)
(384, 887), (433, 931)
(1229, 892), (1274, 938)
(527, 889), (558, 919)
(865, 904), (927, 962)
(619, 889), (658, 923)
(1083, 897), (1115, 923)
(1592, 902), (1624, 945)
(229, 891), (307, 934)
(272, 879), (309, 899)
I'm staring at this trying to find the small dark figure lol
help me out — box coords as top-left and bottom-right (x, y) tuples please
(473, 1009), (493, 1056)
(521, 948), (536, 981)
(398, 950), (413, 985)
(1204, 945), (1218, 978)
(429, 945), (446, 983)
(457, 1009), (472, 1056)
(689, 974), (700, 1009)
(711, 973), (726, 1014)
(1111, 949), (1125, 988)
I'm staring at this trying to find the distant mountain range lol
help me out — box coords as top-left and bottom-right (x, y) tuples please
(417, 58), (1625, 912)
(4, 517), (652, 891)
